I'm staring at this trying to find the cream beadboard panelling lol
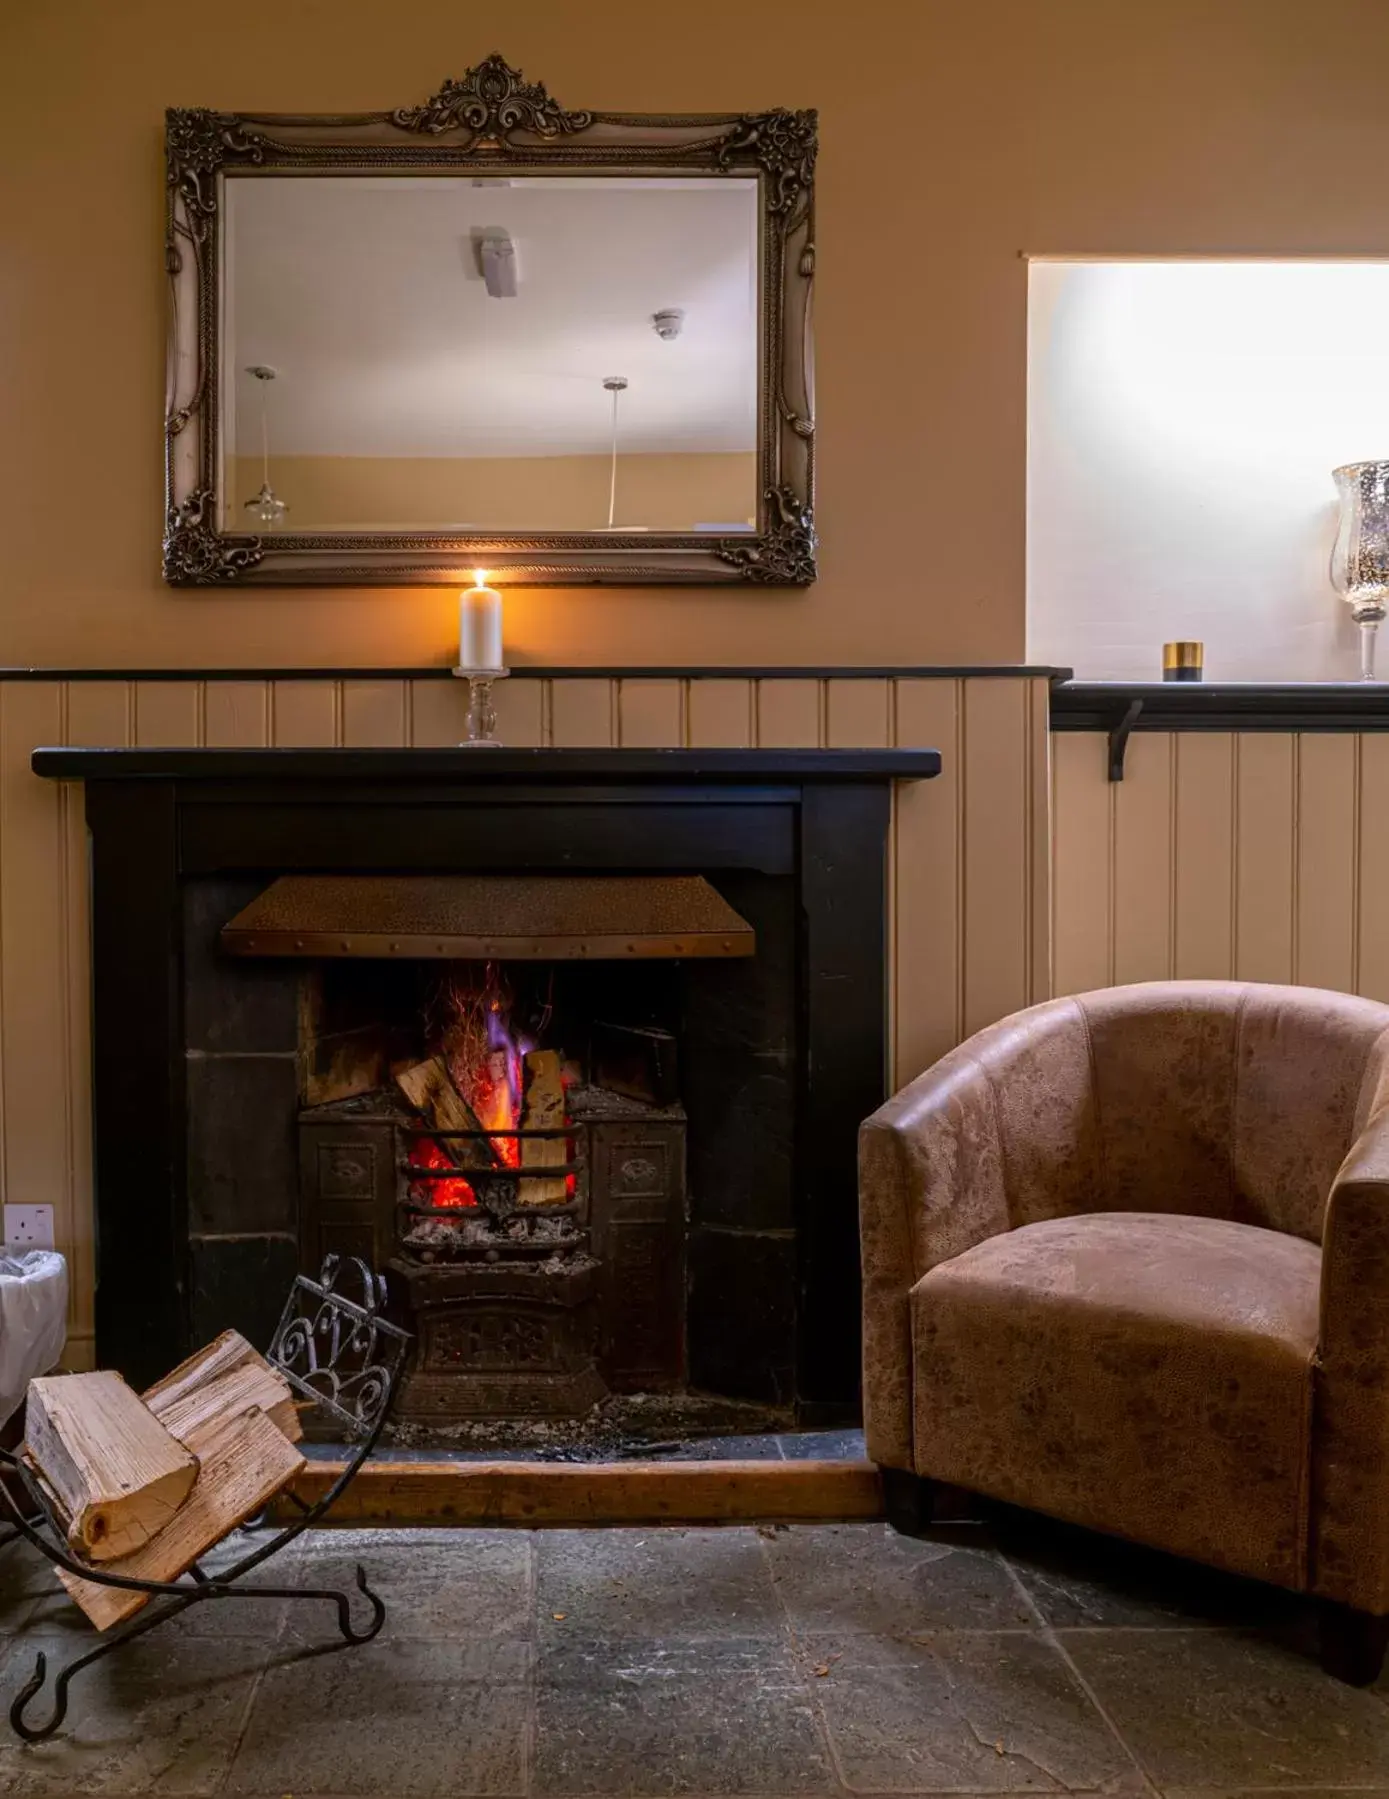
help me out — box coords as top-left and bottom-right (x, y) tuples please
(0, 673), (1049, 1369)
(1052, 729), (1388, 1001)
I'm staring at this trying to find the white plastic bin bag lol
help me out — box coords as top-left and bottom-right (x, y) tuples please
(0, 1251), (68, 1427)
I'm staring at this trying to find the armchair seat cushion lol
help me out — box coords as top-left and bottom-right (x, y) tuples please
(910, 1211), (1321, 1588)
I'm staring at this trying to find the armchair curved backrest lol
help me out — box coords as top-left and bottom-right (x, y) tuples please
(860, 980), (1389, 1477)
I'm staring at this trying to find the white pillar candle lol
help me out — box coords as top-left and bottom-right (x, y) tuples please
(458, 570), (504, 672)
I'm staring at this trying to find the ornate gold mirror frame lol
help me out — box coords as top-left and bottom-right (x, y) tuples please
(164, 55), (816, 588)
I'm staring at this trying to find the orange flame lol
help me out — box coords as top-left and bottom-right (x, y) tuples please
(419, 963), (572, 1203)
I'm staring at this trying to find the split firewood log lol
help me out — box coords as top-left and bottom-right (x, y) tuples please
(143, 1329), (302, 1445)
(24, 1371), (198, 1563)
(56, 1403), (306, 1630)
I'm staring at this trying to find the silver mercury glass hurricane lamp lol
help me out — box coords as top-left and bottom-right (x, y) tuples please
(1331, 460), (1389, 682)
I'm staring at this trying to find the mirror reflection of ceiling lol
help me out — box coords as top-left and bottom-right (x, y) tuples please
(223, 176), (760, 461)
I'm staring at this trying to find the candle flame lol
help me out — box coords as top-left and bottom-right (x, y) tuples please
(472, 568), (489, 588)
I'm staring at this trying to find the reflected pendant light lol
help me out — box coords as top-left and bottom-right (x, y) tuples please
(243, 365), (289, 528)
(602, 375), (628, 530)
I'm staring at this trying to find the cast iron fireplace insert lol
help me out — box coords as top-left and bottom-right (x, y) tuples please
(206, 869), (780, 1425)
(32, 746), (939, 1424)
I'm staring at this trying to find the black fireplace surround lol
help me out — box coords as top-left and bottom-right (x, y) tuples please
(33, 747), (938, 1421)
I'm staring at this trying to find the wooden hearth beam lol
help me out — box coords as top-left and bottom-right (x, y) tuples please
(275, 1458), (883, 1528)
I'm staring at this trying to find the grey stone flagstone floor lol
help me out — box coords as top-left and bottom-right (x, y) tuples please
(0, 1504), (1388, 1797)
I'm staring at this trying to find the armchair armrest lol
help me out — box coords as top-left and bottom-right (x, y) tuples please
(858, 996), (1099, 1471)
(1312, 1106), (1389, 1612)
(859, 1042), (1009, 1469)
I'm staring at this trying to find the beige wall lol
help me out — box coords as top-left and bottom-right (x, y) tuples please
(9, 0), (1389, 668)
(8, 0), (1388, 1360)
(232, 453), (757, 532)
(1053, 730), (1389, 1001)
(0, 673), (1049, 1366)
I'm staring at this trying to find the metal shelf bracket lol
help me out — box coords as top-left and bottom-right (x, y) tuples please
(1108, 699), (1144, 781)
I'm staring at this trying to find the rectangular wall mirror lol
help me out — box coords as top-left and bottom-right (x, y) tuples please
(165, 58), (816, 587)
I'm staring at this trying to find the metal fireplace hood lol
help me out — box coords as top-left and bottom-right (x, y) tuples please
(220, 874), (755, 961)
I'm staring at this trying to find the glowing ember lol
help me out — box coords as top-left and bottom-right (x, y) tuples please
(407, 1132), (476, 1210)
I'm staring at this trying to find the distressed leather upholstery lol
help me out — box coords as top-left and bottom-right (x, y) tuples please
(860, 980), (1389, 1609)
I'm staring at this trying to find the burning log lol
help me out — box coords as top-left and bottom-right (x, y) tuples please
(24, 1372), (200, 1564)
(394, 1055), (499, 1170)
(520, 1048), (569, 1205)
(396, 1052), (519, 1223)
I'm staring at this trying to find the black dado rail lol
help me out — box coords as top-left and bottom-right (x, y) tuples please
(31, 747), (941, 783)
(1051, 682), (1389, 780)
(4, 664), (1067, 683)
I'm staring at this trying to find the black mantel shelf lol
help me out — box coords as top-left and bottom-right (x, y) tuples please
(31, 747), (941, 783)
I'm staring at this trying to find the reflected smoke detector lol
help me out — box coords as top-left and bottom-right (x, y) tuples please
(242, 365), (288, 529)
(477, 231), (519, 299)
(652, 308), (685, 341)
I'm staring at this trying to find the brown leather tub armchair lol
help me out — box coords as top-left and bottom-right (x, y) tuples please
(860, 980), (1389, 1683)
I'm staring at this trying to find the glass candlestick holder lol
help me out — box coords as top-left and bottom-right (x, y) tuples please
(451, 667), (509, 746)
(1331, 461), (1389, 682)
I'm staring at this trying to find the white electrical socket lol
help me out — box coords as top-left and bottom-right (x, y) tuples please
(4, 1205), (55, 1253)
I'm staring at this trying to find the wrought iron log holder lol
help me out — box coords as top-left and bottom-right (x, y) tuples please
(0, 1255), (410, 1742)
